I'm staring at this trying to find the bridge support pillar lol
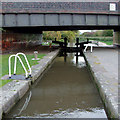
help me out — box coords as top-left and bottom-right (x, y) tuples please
(35, 32), (43, 45)
(113, 31), (120, 47)
(39, 33), (43, 44)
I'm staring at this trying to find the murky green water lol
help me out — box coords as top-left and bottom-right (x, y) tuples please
(4, 53), (107, 119)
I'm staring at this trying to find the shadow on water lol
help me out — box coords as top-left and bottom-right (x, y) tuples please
(3, 51), (108, 119)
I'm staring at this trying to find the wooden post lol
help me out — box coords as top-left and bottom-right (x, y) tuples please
(55, 38), (57, 41)
(64, 37), (67, 48)
(76, 38), (79, 63)
(76, 38), (79, 48)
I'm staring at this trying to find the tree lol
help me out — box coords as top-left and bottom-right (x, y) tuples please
(82, 32), (95, 37)
(94, 30), (103, 37)
(56, 31), (61, 41)
(81, 30), (113, 37)
(102, 30), (113, 37)
(43, 31), (79, 42)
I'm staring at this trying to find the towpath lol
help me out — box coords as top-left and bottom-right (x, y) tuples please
(84, 47), (119, 119)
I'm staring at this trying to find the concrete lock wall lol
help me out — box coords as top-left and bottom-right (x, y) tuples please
(36, 33), (43, 45)
(113, 31), (120, 46)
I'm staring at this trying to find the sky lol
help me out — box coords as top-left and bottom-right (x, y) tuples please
(79, 30), (92, 34)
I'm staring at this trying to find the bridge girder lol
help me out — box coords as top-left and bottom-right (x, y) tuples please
(1, 13), (120, 32)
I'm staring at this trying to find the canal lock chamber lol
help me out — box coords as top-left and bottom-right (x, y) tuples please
(3, 51), (108, 119)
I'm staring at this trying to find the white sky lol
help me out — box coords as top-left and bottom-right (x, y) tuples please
(79, 30), (91, 34)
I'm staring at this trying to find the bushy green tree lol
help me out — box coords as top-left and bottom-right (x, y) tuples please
(43, 31), (57, 41)
(102, 30), (113, 37)
(61, 31), (75, 42)
(94, 30), (103, 37)
(81, 30), (113, 37)
(82, 32), (95, 37)
(43, 30), (79, 42)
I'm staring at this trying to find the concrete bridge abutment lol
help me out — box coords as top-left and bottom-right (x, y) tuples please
(113, 30), (120, 47)
(35, 32), (43, 45)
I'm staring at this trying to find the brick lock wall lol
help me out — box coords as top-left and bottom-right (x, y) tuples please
(1, 31), (42, 52)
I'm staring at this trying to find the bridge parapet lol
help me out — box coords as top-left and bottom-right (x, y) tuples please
(1, 1), (120, 14)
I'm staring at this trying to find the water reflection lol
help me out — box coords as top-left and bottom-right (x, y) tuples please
(35, 108), (106, 118)
(4, 53), (107, 119)
(15, 108), (106, 118)
(70, 53), (86, 68)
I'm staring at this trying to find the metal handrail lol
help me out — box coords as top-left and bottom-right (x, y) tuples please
(14, 53), (32, 76)
(9, 54), (29, 78)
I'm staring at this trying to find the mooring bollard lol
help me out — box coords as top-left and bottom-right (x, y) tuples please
(34, 51), (38, 60)
(32, 51), (40, 60)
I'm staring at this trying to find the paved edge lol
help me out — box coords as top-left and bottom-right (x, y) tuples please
(31, 50), (59, 83)
(83, 53), (119, 119)
(0, 49), (59, 119)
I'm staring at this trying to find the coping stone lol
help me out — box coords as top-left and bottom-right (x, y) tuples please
(84, 48), (119, 119)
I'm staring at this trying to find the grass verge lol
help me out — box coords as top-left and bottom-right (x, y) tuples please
(79, 37), (113, 45)
(0, 53), (46, 87)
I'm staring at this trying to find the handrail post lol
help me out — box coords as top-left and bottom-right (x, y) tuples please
(9, 54), (29, 79)
(17, 56), (28, 78)
(15, 53), (32, 77)
(14, 55), (17, 75)
(9, 55), (16, 78)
